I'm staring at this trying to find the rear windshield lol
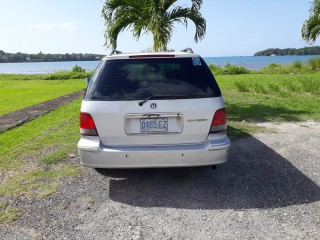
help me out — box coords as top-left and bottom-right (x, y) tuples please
(85, 57), (221, 101)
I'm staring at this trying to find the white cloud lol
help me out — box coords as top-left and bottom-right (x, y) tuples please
(31, 22), (77, 31)
(31, 23), (55, 31)
(58, 21), (77, 30)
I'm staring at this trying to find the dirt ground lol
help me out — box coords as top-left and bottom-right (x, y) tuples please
(1, 121), (319, 239)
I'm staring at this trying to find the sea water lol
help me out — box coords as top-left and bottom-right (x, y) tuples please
(0, 55), (319, 74)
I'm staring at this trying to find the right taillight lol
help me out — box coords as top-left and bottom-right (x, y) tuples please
(210, 108), (227, 133)
(80, 112), (98, 136)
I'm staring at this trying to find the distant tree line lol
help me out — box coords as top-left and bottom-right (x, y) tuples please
(254, 46), (320, 56)
(0, 50), (105, 63)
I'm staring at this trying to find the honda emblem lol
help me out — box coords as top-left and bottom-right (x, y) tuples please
(150, 103), (157, 109)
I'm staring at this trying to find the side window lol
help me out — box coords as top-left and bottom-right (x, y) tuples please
(91, 60), (104, 81)
(85, 61), (104, 98)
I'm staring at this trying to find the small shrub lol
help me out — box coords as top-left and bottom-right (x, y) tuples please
(292, 60), (303, 69)
(72, 65), (86, 73)
(209, 62), (250, 75)
(268, 83), (281, 93)
(235, 81), (251, 92)
(225, 61), (231, 68)
(42, 71), (93, 80)
(224, 65), (250, 75)
(268, 63), (281, 69)
(259, 62), (309, 74)
(208, 64), (224, 75)
(260, 63), (282, 73)
(253, 83), (268, 94)
(279, 88), (291, 97)
(287, 82), (302, 93)
(307, 58), (320, 71)
(299, 77), (320, 94)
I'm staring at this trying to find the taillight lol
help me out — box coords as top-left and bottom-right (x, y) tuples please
(210, 108), (227, 133)
(80, 112), (98, 136)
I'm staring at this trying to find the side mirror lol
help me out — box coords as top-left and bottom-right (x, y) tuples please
(86, 77), (91, 87)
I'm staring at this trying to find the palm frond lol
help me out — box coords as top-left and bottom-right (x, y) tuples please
(102, 0), (206, 51)
(302, 0), (320, 44)
(191, 0), (203, 11)
(163, 0), (178, 11)
(168, 7), (206, 42)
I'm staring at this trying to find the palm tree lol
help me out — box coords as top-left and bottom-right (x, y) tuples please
(302, 0), (320, 44)
(102, 0), (206, 52)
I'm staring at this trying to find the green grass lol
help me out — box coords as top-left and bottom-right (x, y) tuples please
(210, 57), (320, 75)
(0, 165), (80, 198)
(0, 99), (82, 213)
(216, 73), (320, 122)
(41, 70), (92, 80)
(209, 63), (251, 75)
(258, 58), (320, 74)
(0, 71), (92, 81)
(0, 202), (20, 223)
(0, 73), (86, 223)
(0, 99), (81, 217)
(0, 99), (81, 170)
(0, 75), (86, 115)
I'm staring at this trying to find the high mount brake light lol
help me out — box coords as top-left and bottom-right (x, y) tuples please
(210, 108), (227, 133)
(80, 112), (98, 136)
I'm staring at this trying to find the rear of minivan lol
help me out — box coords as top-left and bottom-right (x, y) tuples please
(78, 52), (230, 168)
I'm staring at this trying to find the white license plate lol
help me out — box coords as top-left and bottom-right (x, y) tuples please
(140, 118), (168, 133)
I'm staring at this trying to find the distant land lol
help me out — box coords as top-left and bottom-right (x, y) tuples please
(254, 46), (320, 56)
(0, 50), (105, 63)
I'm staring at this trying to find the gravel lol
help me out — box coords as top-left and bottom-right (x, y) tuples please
(1, 121), (319, 239)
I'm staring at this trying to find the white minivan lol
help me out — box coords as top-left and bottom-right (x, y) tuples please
(78, 49), (230, 168)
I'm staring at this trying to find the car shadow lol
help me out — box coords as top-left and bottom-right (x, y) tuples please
(98, 136), (320, 210)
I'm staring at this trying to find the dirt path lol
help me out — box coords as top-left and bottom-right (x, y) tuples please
(1, 121), (319, 239)
(0, 90), (85, 132)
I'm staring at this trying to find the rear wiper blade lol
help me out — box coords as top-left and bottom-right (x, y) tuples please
(138, 96), (153, 106)
(138, 94), (187, 106)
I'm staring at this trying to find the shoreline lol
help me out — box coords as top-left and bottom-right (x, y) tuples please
(0, 55), (319, 74)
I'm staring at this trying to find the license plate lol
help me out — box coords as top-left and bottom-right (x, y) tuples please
(140, 118), (168, 133)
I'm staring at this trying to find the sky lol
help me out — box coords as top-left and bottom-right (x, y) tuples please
(0, 0), (319, 57)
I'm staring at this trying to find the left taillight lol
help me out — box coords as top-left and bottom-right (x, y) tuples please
(209, 108), (227, 134)
(80, 112), (98, 136)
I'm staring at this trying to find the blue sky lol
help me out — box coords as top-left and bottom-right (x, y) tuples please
(0, 0), (319, 57)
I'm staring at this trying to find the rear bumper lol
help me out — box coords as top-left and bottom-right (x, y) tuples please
(78, 135), (231, 168)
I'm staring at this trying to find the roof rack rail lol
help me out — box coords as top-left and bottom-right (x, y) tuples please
(109, 49), (122, 56)
(180, 47), (194, 53)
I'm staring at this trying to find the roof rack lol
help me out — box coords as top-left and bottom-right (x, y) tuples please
(180, 47), (194, 53)
(109, 49), (122, 56)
